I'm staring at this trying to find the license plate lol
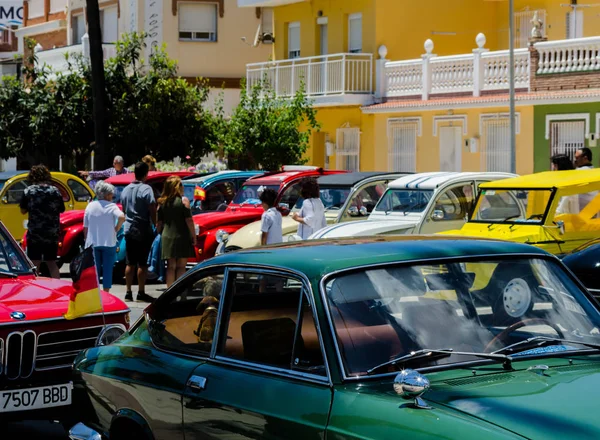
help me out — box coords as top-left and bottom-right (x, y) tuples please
(0, 383), (72, 413)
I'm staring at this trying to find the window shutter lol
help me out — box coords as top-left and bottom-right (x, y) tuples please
(101, 6), (118, 43)
(262, 7), (273, 35)
(348, 13), (362, 53)
(387, 120), (418, 172)
(336, 127), (360, 171)
(288, 22), (300, 57)
(179, 3), (217, 33)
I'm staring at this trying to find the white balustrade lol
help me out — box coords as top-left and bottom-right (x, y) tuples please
(385, 59), (422, 97)
(246, 53), (373, 98)
(535, 36), (600, 74)
(482, 48), (529, 91)
(430, 54), (475, 94)
(36, 43), (117, 74)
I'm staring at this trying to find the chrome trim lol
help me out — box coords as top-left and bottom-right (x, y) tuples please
(37, 325), (106, 338)
(209, 267), (229, 359)
(212, 356), (330, 385)
(95, 324), (127, 346)
(0, 338), (3, 375)
(318, 252), (561, 382)
(68, 422), (102, 440)
(37, 350), (83, 360)
(5, 330), (37, 379)
(145, 262), (332, 387)
(37, 336), (99, 347)
(0, 310), (130, 328)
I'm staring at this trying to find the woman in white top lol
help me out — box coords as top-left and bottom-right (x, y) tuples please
(291, 177), (327, 239)
(83, 181), (125, 292)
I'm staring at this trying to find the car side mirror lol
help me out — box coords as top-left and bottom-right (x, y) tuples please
(431, 210), (444, 221)
(348, 206), (359, 217)
(278, 203), (290, 216)
(556, 220), (565, 235)
(359, 206), (368, 216)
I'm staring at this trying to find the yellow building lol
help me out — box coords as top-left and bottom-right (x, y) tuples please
(238, 0), (600, 173)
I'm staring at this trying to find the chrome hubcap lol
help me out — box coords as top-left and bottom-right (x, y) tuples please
(503, 278), (531, 318)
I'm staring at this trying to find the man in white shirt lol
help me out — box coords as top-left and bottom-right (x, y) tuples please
(259, 188), (283, 245)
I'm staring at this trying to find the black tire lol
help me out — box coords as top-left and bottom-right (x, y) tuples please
(490, 264), (537, 326)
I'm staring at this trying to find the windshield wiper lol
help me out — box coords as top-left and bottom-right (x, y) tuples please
(366, 348), (512, 375)
(493, 336), (600, 355)
(502, 214), (522, 222)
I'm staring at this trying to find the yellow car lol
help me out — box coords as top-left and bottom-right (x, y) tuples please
(0, 170), (94, 241)
(442, 169), (600, 255)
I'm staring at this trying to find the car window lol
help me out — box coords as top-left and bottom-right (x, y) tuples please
(217, 271), (326, 376)
(374, 189), (433, 214)
(50, 181), (70, 202)
(279, 183), (303, 209)
(4, 180), (28, 204)
(431, 184), (474, 221)
(204, 181), (236, 211)
(232, 184), (280, 205)
(343, 181), (388, 219)
(149, 270), (225, 355)
(68, 179), (93, 202)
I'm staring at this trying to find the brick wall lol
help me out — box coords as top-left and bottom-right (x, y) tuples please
(529, 45), (600, 92)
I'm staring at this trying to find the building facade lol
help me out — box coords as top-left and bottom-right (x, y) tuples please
(240, 0), (600, 173)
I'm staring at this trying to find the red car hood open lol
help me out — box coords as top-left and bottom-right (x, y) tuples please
(60, 210), (85, 227)
(0, 276), (127, 323)
(193, 206), (263, 230)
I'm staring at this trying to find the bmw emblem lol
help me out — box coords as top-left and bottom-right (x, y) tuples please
(10, 311), (26, 320)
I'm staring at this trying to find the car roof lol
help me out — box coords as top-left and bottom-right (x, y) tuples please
(183, 170), (263, 185)
(106, 171), (195, 185)
(245, 170), (344, 185)
(317, 172), (407, 186)
(388, 172), (517, 190)
(480, 169), (600, 189)
(202, 235), (549, 280)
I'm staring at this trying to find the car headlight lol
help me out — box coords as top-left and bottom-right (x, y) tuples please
(96, 324), (126, 346)
(216, 229), (230, 244)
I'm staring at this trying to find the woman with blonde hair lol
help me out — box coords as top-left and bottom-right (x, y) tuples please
(142, 155), (157, 172)
(157, 176), (196, 286)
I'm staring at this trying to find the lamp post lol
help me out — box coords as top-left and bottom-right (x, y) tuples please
(85, 0), (107, 168)
(508, 0), (516, 174)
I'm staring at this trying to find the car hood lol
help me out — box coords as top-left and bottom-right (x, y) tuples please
(311, 219), (417, 239)
(421, 357), (600, 439)
(0, 276), (127, 323)
(193, 208), (262, 230)
(440, 222), (564, 246)
(60, 209), (85, 227)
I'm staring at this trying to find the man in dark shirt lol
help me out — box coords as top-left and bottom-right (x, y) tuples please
(20, 165), (65, 278)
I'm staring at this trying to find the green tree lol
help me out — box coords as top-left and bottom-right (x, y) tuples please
(220, 79), (320, 171)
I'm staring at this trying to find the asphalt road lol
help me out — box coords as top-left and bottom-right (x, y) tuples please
(5, 270), (164, 439)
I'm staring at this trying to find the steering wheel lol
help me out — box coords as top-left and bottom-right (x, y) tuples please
(484, 318), (565, 353)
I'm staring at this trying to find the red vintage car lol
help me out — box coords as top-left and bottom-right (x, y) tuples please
(22, 171), (197, 267)
(0, 220), (129, 426)
(189, 166), (346, 264)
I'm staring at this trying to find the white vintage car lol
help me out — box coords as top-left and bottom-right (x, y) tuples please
(216, 172), (407, 254)
(309, 172), (517, 239)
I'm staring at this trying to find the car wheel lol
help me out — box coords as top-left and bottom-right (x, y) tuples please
(491, 266), (536, 326)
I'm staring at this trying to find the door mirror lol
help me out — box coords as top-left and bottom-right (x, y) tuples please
(431, 210), (444, 221)
(278, 203), (290, 216)
(556, 220), (565, 235)
(359, 206), (368, 216)
(348, 206), (359, 217)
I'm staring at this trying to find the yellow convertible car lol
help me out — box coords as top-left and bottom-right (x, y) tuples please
(0, 170), (94, 241)
(442, 169), (600, 255)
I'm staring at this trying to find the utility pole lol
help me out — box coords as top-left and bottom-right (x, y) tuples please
(85, 0), (108, 168)
(508, 0), (516, 174)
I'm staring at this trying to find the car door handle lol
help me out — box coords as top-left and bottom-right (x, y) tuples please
(187, 375), (207, 392)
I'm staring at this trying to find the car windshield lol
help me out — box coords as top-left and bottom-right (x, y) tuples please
(232, 185), (280, 205)
(0, 226), (30, 274)
(471, 188), (552, 224)
(324, 257), (600, 376)
(373, 189), (433, 214)
(291, 186), (353, 213)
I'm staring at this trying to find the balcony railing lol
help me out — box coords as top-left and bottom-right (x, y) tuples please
(246, 53), (373, 102)
(36, 43), (117, 73)
(378, 34), (600, 100)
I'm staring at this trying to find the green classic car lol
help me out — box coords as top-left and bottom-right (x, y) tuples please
(70, 237), (600, 440)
